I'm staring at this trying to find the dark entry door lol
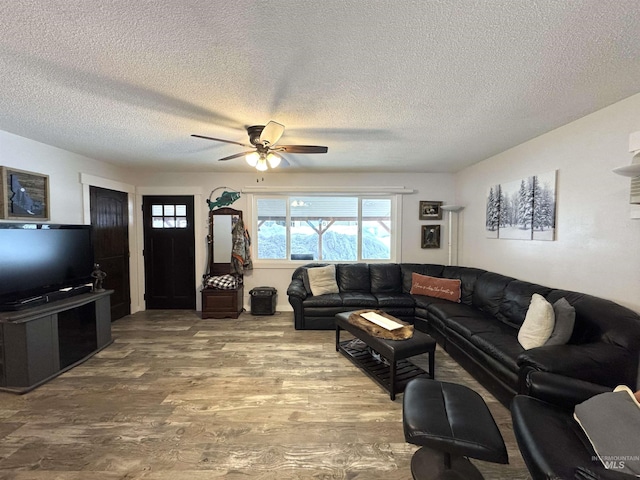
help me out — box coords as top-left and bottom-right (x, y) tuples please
(143, 195), (196, 309)
(90, 186), (131, 321)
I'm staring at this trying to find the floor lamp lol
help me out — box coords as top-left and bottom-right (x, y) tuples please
(441, 205), (464, 266)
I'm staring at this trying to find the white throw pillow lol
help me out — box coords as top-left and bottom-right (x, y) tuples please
(307, 265), (339, 296)
(518, 293), (555, 350)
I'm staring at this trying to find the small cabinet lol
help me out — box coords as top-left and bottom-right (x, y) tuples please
(201, 285), (244, 319)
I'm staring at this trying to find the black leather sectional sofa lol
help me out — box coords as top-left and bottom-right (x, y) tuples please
(287, 263), (640, 404)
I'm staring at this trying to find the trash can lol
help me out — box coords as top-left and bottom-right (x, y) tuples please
(249, 286), (277, 315)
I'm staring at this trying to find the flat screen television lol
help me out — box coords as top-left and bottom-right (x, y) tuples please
(0, 223), (94, 309)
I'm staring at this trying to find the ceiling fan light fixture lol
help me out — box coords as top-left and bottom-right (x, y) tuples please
(192, 120), (328, 169)
(267, 153), (281, 169)
(255, 157), (269, 171)
(245, 152), (259, 167)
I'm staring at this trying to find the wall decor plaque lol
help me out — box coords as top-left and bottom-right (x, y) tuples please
(0, 167), (50, 220)
(419, 200), (443, 220)
(421, 224), (441, 249)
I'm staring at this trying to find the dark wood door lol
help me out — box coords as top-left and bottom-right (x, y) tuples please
(90, 186), (131, 321)
(142, 195), (196, 309)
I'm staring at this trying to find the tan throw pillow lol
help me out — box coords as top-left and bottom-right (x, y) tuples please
(307, 265), (339, 296)
(518, 293), (555, 349)
(410, 273), (461, 302)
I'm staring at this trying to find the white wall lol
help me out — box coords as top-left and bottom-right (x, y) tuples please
(455, 93), (640, 313)
(0, 131), (131, 224)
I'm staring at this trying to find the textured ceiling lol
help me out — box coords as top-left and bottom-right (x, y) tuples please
(2, 0), (640, 173)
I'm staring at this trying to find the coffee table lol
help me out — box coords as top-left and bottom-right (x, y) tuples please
(335, 311), (436, 400)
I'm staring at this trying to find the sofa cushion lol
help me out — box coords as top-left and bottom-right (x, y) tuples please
(498, 280), (552, 327)
(340, 292), (378, 307)
(401, 264), (445, 293)
(544, 298), (576, 346)
(336, 263), (370, 292)
(374, 292), (415, 308)
(518, 294), (555, 349)
(548, 289), (640, 350)
(410, 273), (461, 302)
(428, 301), (480, 324)
(470, 330), (524, 373)
(370, 263), (402, 294)
(442, 266), (487, 305)
(307, 264), (339, 296)
(302, 292), (343, 308)
(446, 314), (516, 340)
(473, 272), (515, 317)
(291, 263), (328, 295)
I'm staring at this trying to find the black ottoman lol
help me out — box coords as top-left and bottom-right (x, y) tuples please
(403, 379), (508, 480)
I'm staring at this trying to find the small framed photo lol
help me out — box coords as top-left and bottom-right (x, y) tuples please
(0, 167), (50, 220)
(419, 200), (443, 220)
(421, 224), (441, 249)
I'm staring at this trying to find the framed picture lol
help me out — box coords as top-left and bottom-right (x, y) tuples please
(419, 200), (443, 220)
(421, 224), (441, 249)
(0, 167), (50, 220)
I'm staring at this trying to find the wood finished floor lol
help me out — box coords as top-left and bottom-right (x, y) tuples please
(0, 311), (530, 479)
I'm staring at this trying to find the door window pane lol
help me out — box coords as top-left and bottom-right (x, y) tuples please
(152, 204), (189, 229)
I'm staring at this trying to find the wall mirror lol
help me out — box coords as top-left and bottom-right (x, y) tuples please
(209, 207), (242, 276)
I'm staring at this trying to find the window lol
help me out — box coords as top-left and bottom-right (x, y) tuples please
(254, 195), (395, 262)
(151, 204), (188, 229)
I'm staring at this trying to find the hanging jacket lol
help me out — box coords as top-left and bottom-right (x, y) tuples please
(231, 217), (253, 276)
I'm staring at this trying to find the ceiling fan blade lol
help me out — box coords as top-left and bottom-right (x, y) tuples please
(260, 121), (285, 146)
(218, 151), (255, 162)
(192, 134), (251, 148)
(276, 145), (328, 154)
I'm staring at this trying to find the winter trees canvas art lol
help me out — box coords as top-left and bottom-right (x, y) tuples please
(485, 171), (556, 241)
(485, 184), (500, 238)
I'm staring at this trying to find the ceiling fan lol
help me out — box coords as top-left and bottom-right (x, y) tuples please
(192, 121), (328, 171)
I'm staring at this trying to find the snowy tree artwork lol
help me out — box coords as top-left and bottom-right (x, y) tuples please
(485, 184), (500, 238)
(532, 170), (556, 241)
(499, 177), (533, 240)
(484, 170), (557, 241)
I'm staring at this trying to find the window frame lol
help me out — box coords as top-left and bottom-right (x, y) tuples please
(249, 192), (401, 266)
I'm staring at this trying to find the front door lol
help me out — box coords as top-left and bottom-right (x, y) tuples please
(142, 195), (196, 309)
(90, 186), (131, 321)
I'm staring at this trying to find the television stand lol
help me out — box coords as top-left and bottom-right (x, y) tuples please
(0, 290), (113, 393)
(0, 284), (93, 312)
